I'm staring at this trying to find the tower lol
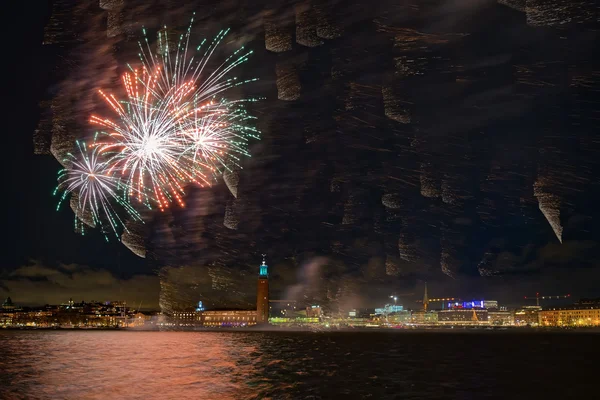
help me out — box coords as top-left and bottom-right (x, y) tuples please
(256, 254), (269, 324)
(423, 282), (429, 311)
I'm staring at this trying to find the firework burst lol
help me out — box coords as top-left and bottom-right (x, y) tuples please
(56, 16), (260, 241)
(91, 16), (260, 211)
(55, 140), (143, 240)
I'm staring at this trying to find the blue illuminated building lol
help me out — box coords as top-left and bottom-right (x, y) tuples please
(447, 300), (485, 309)
(375, 304), (404, 314)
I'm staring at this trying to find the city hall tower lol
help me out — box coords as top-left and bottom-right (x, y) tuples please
(256, 254), (269, 324)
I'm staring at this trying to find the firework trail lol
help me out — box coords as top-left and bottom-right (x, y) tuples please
(55, 140), (142, 240)
(91, 15), (260, 211)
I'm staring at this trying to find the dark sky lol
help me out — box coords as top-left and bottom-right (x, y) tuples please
(4, 0), (600, 311)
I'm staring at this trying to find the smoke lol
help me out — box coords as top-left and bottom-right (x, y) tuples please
(283, 256), (328, 302)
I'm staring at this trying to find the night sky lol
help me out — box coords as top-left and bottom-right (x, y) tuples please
(4, 0), (600, 311)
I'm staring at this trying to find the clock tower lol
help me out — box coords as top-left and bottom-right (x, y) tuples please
(256, 254), (269, 324)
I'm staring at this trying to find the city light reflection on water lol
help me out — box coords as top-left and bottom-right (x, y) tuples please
(0, 330), (598, 399)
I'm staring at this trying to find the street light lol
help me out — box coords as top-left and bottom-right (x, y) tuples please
(390, 295), (397, 305)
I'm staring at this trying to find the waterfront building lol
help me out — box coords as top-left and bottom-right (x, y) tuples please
(488, 310), (514, 326)
(375, 304), (404, 315)
(128, 313), (151, 328)
(171, 310), (198, 327)
(483, 300), (499, 310)
(411, 310), (439, 324)
(514, 306), (541, 326)
(388, 310), (412, 324)
(438, 309), (488, 324)
(539, 306), (600, 327)
(0, 312), (14, 326)
(201, 310), (257, 327)
(257, 255), (269, 324)
(446, 300), (486, 309)
(348, 308), (372, 319)
(576, 298), (600, 306)
(306, 305), (322, 318)
(2, 297), (15, 311)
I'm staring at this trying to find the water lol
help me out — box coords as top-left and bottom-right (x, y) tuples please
(0, 330), (597, 399)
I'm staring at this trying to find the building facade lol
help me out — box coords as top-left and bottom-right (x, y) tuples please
(488, 311), (514, 326)
(411, 310), (439, 324)
(438, 309), (488, 324)
(201, 310), (257, 327)
(514, 306), (541, 326)
(539, 307), (600, 327)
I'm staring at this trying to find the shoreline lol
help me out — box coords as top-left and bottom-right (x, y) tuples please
(3, 326), (600, 333)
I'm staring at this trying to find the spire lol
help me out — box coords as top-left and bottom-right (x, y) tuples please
(423, 282), (429, 311)
(259, 254), (268, 277)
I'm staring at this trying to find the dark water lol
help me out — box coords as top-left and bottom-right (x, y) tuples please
(0, 330), (597, 399)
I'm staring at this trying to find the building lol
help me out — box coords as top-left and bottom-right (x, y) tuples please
(171, 310), (198, 327)
(539, 306), (600, 327)
(306, 305), (322, 318)
(411, 310), (439, 324)
(2, 297), (15, 311)
(514, 306), (541, 326)
(201, 310), (257, 327)
(446, 300), (486, 309)
(387, 310), (412, 324)
(483, 300), (499, 310)
(256, 255), (269, 324)
(375, 304), (404, 315)
(488, 310), (514, 326)
(576, 298), (600, 306)
(438, 309), (488, 324)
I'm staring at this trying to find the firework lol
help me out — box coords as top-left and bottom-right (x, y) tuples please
(55, 140), (142, 240)
(91, 17), (260, 211)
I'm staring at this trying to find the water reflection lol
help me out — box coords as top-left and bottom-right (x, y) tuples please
(1, 332), (263, 400)
(1, 331), (598, 399)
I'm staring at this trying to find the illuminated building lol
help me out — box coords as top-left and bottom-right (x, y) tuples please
(128, 313), (150, 328)
(438, 309), (488, 324)
(200, 310), (257, 327)
(576, 298), (600, 306)
(171, 311), (197, 327)
(514, 306), (541, 326)
(488, 310), (514, 325)
(483, 300), (499, 309)
(2, 297), (15, 311)
(410, 310), (438, 324)
(0, 312), (14, 326)
(306, 305), (322, 318)
(375, 304), (404, 315)
(257, 254), (269, 324)
(387, 310), (412, 324)
(539, 306), (600, 327)
(446, 300), (486, 309)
